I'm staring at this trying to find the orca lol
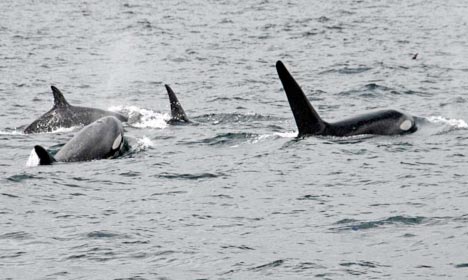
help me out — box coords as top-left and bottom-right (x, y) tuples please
(276, 61), (417, 137)
(164, 84), (190, 124)
(23, 86), (128, 134)
(28, 116), (126, 166)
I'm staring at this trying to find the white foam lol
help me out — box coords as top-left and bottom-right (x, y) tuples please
(109, 105), (169, 129)
(0, 130), (23, 135)
(427, 116), (468, 128)
(48, 126), (79, 133)
(274, 131), (298, 138)
(251, 134), (272, 144)
(137, 136), (154, 149)
(26, 148), (40, 167)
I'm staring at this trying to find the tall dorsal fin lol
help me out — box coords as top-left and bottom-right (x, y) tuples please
(165, 84), (189, 122)
(276, 61), (326, 136)
(51, 86), (70, 108)
(34, 145), (56, 165)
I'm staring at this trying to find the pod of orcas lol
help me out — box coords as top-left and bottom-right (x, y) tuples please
(27, 84), (189, 165)
(26, 60), (418, 166)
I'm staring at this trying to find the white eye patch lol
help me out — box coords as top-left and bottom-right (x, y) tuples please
(112, 134), (123, 150)
(400, 120), (412, 131)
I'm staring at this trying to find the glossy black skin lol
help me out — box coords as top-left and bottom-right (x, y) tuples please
(165, 84), (190, 124)
(34, 116), (125, 165)
(24, 86), (128, 134)
(322, 110), (417, 136)
(276, 61), (417, 137)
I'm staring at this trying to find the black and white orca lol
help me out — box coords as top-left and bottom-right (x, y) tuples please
(276, 61), (417, 137)
(24, 86), (128, 134)
(28, 116), (126, 165)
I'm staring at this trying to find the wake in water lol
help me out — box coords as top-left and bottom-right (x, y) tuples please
(425, 116), (468, 128)
(420, 116), (468, 134)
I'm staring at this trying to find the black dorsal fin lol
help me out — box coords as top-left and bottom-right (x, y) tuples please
(34, 145), (56, 165)
(51, 86), (70, 108)
(276, 61), (326, 136)
(165, 84), (189, 122)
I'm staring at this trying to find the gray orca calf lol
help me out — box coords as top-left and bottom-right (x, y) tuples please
(30, 116), (125, 165)
(164, 84), (190, 124)
(276, 61), (417, 137)
(24, 86), (128, 134)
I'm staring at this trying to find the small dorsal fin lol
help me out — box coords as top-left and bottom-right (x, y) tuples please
(276, 61), (326, 136)
(165, 84), (189, 122)
(34, 145), (57, 165)
(51, 86), (70, 108)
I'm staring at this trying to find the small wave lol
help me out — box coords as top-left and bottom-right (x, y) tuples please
(7, 173), (42, 182)
(85, 231), (127, 239)
(339, 83), (396, 97)
(340, 261), (390, 268)
(426, 116), (468, 129)
(156, 172), (224, 180)
(0, 231), (32, 240)
(320, 65), (372, 75)
(109, 105), (169, 129)
(249, 259), (285, 271)
(333, 215), (426, 231)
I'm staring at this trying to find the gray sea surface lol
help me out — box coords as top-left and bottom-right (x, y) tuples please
(1, 0), (468, 279)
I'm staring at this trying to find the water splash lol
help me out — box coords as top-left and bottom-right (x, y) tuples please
(124, 136), (154, 156)
(109, 105), (169, 129)
(136, 136), (154, 149)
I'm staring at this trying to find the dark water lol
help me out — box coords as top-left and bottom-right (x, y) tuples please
(2, 1), (468, 279)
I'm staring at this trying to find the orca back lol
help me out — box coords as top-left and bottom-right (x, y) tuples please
(55, 116), (125, 162)
(24, 86), (128, 134)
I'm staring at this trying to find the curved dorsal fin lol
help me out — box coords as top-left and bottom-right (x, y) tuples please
(276, 61), (326, 136)
(165, 84), (189, 122)
(51, 86), (70, 108)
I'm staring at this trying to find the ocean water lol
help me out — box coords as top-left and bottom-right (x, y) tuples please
(2, 0), (468, 279)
